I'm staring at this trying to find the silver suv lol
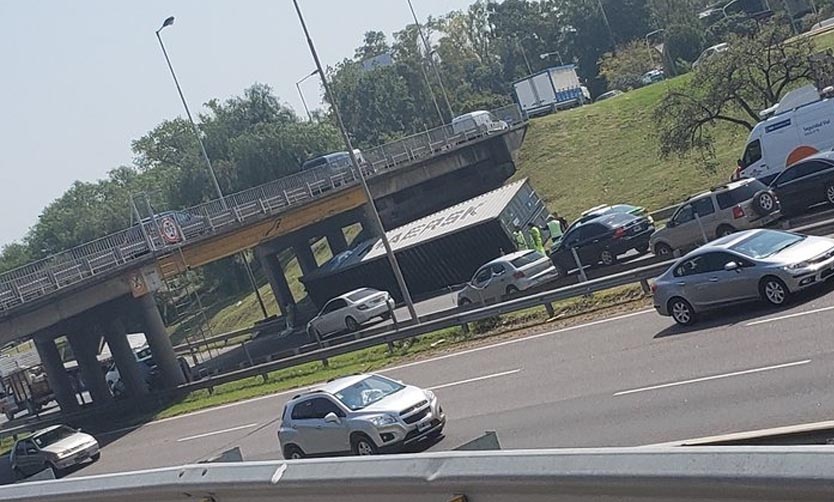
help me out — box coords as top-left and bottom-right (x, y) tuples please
(278, 374), (445, 458)
(650, 179), (779, 257)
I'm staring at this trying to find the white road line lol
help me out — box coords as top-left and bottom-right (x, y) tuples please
(177, 423), (259, 443)
(746, 305), (834, 327)
(151, 309), (653, 426)
(428, 369), (522, 391)
(614, 359), (811, 397)
(386, 309), (654, 373)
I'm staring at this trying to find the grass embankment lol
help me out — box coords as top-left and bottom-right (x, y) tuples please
(158, 284), (648, 419)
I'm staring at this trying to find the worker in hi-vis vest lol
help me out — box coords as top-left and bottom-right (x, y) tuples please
(528, 222), (545, 254)
(547, 214), (567, 245)
(513, 226), (528, 251)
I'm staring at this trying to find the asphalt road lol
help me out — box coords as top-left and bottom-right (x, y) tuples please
(65, 278), (834, 478)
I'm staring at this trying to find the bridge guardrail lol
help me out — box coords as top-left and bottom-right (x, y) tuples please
(0, 105), (525, 315)
(3, 447), (834, 501)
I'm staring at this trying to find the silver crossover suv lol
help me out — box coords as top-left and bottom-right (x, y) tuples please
(653, 229), (834, 325)
(278, 374), (445, 458)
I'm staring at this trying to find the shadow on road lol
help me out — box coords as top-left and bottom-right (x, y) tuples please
(654, 280), (834, 339)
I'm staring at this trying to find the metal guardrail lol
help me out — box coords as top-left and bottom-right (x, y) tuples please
(4, 447), (834, 501)
(0, 105), (526, 315)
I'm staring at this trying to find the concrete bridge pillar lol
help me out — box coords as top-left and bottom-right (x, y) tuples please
(33, 334), (79, 413)
(293, 239), (319, 276)
(255, 246), (296, 319)
(68, 328), (112, 406)
(103, 313), (148, 398)
(137, 293), (185, 388)
(326, 228), (348, 256)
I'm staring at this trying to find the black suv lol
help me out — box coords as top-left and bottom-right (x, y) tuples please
(769, 152), (834, 217)
(549, 212), (654, 277)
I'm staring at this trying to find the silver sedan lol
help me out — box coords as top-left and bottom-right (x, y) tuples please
(653, 229), (834, 325)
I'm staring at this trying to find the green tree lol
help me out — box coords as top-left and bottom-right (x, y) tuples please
(598, 40), (656, 90)
(0, 243), (32, 274)
(655, 22), (829, 160)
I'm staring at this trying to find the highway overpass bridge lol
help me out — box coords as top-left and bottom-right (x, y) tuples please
(0, 105), (528, 416)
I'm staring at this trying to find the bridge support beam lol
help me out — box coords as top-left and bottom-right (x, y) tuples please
(326, 228), (348, 256)
(33, 334), (79, 413)
(103, 313), (148, 398)
(293, 240), (318, 276)
(68, 329), (113, 406)
(256, 246), (296, 320)
(137, 294), (185, 388)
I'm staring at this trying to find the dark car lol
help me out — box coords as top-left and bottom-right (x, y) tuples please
(769, 152), (834, 217)
(549, 212), (654, 277)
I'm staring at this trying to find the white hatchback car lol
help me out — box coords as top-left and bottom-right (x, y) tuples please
(278, 374), (445, 458)
(457, 250), (557, 306)
(307, 288), (395, 338)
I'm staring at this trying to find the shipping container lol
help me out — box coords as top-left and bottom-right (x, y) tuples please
(302, 179), (550, 305)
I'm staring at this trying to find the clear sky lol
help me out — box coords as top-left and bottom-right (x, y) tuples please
(0, 0), (476, 247)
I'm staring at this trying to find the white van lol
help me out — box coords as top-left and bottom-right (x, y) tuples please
(301, 149), (365, 172)
(735, 85), (834, 184)
(451, 111), (509, 136)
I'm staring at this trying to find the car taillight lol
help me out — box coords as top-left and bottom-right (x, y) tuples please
(732, 206), (745, 219)
(613, 227), (626, 239)
(513, 271), (525, 279)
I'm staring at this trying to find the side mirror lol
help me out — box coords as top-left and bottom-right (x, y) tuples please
(724, 261), (739, 272)
(324, 412), (341, 424)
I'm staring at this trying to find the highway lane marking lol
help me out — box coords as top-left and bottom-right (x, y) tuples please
(428, 369), (522, 391)
(746, 305), (834, 327)
(150, 309), (654, 426)
(613, 359), (812, 397)
(385, 309), (655, 373)
(177, 423), (259, 442)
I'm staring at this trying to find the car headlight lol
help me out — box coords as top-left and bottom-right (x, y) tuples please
(368, 414), (398, 427)
(785, 261), (810, 271)
(425, 390), (436, 402)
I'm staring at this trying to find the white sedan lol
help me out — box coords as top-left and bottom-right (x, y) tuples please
(307, 288), (395, 338)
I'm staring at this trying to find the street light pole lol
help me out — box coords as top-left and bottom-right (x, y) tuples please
(539, 51), (565, 66)
(406, 0), (454, 122)
(644, 29), (665, 68)
(156, 16), (269, 320)
(296, 69), (318, 121)
(596, 0), (617, 50)
(292, 0), (419, 324)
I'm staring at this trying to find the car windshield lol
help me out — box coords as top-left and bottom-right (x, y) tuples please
(347, 288), (377, 302)
(32, 426), (77, 448)
(511, 251), (543, 267)
(334, 375), (404, 411)
(731, 231), (805, 259)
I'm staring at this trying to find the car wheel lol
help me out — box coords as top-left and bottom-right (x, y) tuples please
(46, 461), (61, 477)
(600, 249), (617, 266)
(505, 285), (520, 297)
(760, 276), (789, 306)
(752, 191), (776, 216)
(284, 445), (305, 460)
(458, 297), (472, 308)
(91, 452), (101, 462)
(552, 263), (566, 279)
(635, 243), (650, 254)
(826, 184), (834, 206)
(668, 297), (696, 326)
(351, 434), (378, 456)
(717, 224), (735, 238)
(654, 242), (673, 258)
(5, 411), (13, 421)
(345, 316), (360, 332)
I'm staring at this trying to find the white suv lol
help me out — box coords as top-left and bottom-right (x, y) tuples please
(278, 374), (445, 458)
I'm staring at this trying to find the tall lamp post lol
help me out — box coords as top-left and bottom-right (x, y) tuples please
(296, 69), (319, 121)
(644, 29), (665, 68)
(406, 0), (454, 122)
(156, 16), (269, 319)
(596, 0), (617, 50)
(292, 0), (419, 324)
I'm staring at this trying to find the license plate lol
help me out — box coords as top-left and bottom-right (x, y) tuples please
(417, 421), (431, 432)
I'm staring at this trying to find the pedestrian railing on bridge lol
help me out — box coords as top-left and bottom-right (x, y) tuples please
(0, 105), (525, 314)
